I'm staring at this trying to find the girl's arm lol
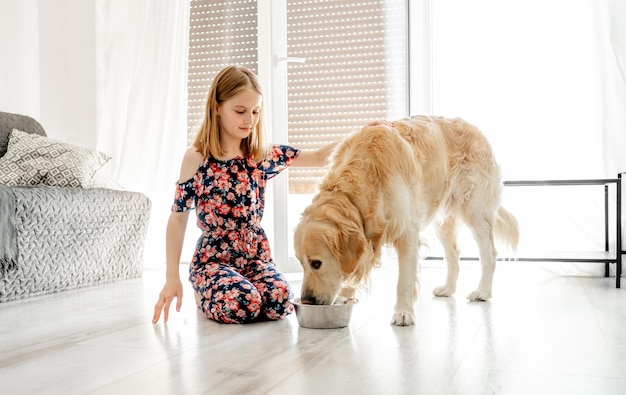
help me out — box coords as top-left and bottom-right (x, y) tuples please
(152, 148), (203, 323)
(291, 140), (339, 168)
(290, 120), (392, 168)
(152, 211), (189, 323)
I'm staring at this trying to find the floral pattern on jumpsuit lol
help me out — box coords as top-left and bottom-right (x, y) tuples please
(171, 145), (300, 324)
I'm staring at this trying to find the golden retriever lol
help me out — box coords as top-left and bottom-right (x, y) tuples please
(293, 116), (519, 326)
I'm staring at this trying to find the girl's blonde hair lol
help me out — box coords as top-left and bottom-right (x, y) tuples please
(193, 65), (266, 161)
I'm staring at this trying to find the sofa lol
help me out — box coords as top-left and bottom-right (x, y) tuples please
(0, 111), (151, 302)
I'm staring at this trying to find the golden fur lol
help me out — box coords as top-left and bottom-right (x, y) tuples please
(293, 116), (519, 326)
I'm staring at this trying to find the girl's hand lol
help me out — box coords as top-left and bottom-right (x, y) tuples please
(152, 278), (183, 323)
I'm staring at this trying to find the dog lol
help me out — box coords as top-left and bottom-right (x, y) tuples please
(293, 115), (519, 326)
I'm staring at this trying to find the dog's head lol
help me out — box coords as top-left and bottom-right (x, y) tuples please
(294, 199), (368, 305)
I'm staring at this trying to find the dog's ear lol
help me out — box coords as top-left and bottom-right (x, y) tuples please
(327, 222), (367, 275)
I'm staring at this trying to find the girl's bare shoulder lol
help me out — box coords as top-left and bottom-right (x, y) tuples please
(178, 147), (205, 182)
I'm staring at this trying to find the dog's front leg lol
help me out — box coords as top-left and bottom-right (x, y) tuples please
(391, 235), (420, 326)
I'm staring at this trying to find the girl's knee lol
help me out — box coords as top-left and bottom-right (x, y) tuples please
(263, 284), (294, 320)
(200, 289), (263, 324)
(264, 300), (294, 320)
(254, 276), (294, 320)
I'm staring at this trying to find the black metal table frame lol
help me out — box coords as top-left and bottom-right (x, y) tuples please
(426, 173), (623, 288)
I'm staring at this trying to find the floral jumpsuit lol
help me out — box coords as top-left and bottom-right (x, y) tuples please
(171, 145), (300, 324)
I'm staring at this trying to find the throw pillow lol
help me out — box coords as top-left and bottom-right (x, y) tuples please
(0, 129), (111, 188)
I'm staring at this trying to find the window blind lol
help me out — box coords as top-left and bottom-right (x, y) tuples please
(286, 0), (408, 193)
(188, 1), (408, 194)
(187, 0), (258, 142)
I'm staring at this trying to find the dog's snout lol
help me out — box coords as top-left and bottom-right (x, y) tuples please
(300, 295), (318, 305)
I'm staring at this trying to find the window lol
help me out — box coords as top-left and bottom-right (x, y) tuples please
(187, 1), (409, 271)
(187, 0), (408, 193)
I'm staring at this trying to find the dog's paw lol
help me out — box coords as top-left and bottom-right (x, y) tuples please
(391, 311), (416, 326)
(467, 289), (491, 302)
(432, 285), (455, 297)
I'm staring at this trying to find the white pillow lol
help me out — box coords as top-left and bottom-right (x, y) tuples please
(0, 129), (111, 188)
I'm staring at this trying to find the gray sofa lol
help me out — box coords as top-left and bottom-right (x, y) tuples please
(0, 112), (151, 302)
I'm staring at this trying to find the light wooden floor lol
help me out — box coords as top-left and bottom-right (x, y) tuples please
(1, 261), (625, 395)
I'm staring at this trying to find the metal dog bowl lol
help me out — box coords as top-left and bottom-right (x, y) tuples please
(292, 297), (358, 329)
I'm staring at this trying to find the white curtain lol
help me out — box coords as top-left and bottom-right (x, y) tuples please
(596, 0), (626, 256)
(95, 0), (190, 268)
(596, 0), (626, 175)
(422, 0), (622, 273)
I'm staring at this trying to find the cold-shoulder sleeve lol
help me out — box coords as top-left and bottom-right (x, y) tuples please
(259, 145), (301, 179)
(171, 178), (197, 212)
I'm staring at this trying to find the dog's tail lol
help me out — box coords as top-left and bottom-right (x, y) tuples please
(494, 206), (519, 252)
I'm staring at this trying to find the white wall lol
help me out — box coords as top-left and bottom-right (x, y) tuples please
(0, 0), (40, 117)
(0, 0), (97, 148)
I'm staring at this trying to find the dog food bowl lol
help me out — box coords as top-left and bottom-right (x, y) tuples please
(292, 297), (358, 329)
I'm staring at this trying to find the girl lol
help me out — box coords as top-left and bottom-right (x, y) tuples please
(152, 66), (335, 324)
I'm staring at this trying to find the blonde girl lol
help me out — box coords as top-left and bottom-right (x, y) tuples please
(153, 66), (334, 324)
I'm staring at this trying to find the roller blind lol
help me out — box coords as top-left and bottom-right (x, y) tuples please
(188, 1), (408, 193)
(187, 0), (258, 142)
(286, 0), (408, 193)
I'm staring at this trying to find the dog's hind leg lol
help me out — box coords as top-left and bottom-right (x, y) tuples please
(433, 216), (460, 297)
(466, 213), (497, 301)
(391, 231), (420, 326)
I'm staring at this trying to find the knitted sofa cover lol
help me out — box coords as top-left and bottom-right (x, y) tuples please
(0, 112), (151, 302)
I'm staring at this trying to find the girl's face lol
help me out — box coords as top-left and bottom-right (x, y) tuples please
(217, 88), (262, 147)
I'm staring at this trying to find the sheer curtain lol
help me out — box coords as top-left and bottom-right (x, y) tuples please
(423, 0), (622, 272)
(95, 1), (190, 269)
(595, 0), (626, 256)
(595, 0), (626, 175)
